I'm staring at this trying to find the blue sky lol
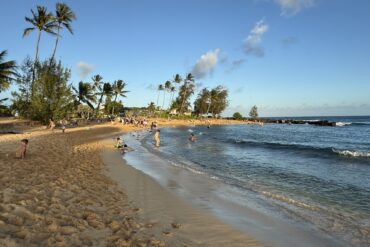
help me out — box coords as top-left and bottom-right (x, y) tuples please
(1, 0), (369, 117)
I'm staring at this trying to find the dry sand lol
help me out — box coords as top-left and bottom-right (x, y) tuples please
(0, 118), (262, 247)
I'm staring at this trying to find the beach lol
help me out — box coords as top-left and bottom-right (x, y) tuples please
(0, 119), (261, 246)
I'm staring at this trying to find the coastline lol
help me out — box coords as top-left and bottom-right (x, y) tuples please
(0, 118), (259, 246)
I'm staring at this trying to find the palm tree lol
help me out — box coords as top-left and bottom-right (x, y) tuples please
(157, 84), (164, 109)
(0, 50), (17, 93)
(72, 81), (95, 110)
(51, 3), (76, 61)
(163, 80), (172, 110)
(95, 82), (112, 116)
(180, 73), (194, 114)
(173, 73), (182, 86)
(23, 6), (57, 64)
(111, 79), (129, 115)
(147, 102), (156, 116)
(91, 74), (103, 91)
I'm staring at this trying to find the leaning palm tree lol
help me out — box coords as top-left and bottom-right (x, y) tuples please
(50, 3), (76, 61)
(0, 50), (18, 93)
(95, 82), (112, 116)
(111, 79), (129, 115)
(23, 6), (57, 64)
(72, 81), (96, 110)
(163, 80), (172, 110)
(157, 84), (164, 109)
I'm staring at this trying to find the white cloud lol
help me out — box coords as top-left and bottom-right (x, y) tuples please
(191, 49), (220, 79)
(76, 61), (94, 79)
(275, 0), (315, 16)
(243, 19), (268, 57)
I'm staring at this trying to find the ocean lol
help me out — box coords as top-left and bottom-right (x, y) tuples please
(122, 116), (370, 247)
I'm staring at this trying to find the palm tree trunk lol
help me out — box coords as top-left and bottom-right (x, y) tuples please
(35, 30), (41, 64)
(112, 94), (118, 115)
(162, 91), (166, 110)
(180, 82), (187, 114)
(96, 94), (104, 116)
(156, 91), (160, 108)
(32, 30), (42, 97)
(51, 25), (61, 62)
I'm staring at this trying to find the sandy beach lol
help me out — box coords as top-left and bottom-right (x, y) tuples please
(0, 118), (261, 246)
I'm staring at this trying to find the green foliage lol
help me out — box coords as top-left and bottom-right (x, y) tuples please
(171, 73), (195, 113)
(233, 112), (243, 120)
(72, 81), (95, 110)
(111, 79), (128, 115)
(12, 58), (74, 123)
(194, 88), (211, 115)
(249, 105), (258, 119)
(194, 86), (228, 116)
(147, 102), (156, 114)
(104, 98), (123, 115)
(95, 81), (113, 116)
(11, 58), (34, 118)
(0, 50), (18, 93)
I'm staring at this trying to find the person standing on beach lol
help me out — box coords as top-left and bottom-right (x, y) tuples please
(49, 118), (55, 131)
(154, 129), (160, 147)
(18, 139), (28, 159)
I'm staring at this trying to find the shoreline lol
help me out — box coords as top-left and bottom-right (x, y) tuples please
(101, 137), (263, 247)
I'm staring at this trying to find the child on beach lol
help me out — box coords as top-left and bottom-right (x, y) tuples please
(18, 139), (28, 159)
(154, 129), (160, 147)
(115, 137), (124, 148)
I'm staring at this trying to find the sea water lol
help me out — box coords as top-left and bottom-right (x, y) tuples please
(123, 116), (370, 247)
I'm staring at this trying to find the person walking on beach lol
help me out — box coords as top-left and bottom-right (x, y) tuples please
(154, 129), (160, 147)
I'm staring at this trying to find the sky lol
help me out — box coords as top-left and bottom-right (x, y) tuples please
(1, 0), (369, 117)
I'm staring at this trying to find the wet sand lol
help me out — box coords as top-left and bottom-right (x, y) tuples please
(0, 118), (260, 246)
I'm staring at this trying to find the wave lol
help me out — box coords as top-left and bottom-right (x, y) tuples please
(332, 149), (370, 157)
(232, 139), (370, 158)
(335, 122), (352, 127)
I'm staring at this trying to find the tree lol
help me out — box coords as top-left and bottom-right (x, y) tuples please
(0, 50), (18, 93)
(147, 102), (156, 114)
(194, 88), (211, 115)
(23, 6), (57, 64)
(51, 3), (76, 61)
(163, 80), (171, 110)
(169, 86), (176, 109)
(11, 58), (33, 118)
(91, 74), (103, 91)
(233, 112), (243, 120)
(111, 79), (128, 115)
(72, 81), (95, 110)
(95, 82), (112, 116)
(249, 105), (258, 120)
(194, 86), (229, 116)
(157, 84), (164, 109)
(28, 59), (74, 122)
(209, 86), (228, 117)
(179, 73), (195, 114)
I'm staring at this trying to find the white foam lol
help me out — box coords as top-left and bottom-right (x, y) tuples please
(332, 149), (370, 157)
(335, 122), (352, 127)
